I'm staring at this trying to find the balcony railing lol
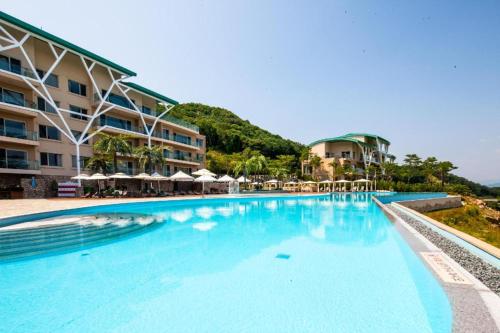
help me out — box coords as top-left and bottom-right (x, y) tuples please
(0, 127), (38, 141)
(93, 93), (199, 133)
(151, 131), (198, 147)
(116, 165), (138, 175)
(0, 62), (37, 79)
(0, 159), (40, 170)
(97, 118), (147, 135)
(0, 92), (36, 109)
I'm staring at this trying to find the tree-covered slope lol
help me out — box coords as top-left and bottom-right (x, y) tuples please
(168, 103), (305, 158)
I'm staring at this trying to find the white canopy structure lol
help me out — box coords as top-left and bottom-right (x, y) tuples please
(195, 174), (217, 195)
(192, 168), (216, 177)
(319, 180), (333, 184)
(108, 172), (132, 179)
(88, 173), (109, 180)
(133, 173), (151, 180)
(88, 173), (109, 192)
(217, 175), (235, 182)
(148, 172), (169, 192)
(353, 178), (371, 183)
(169, 171), (194, 181)
(237, 176), (250, 183)
(71, 173), (90, 180)
(334, 179), (351, 183)
(265, 179), (279, 184)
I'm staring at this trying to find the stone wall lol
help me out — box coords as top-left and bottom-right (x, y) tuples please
(20, 175), (73, 199)
(397, 196), (462, 212)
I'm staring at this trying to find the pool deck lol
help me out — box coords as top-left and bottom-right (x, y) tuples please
(0, 193), (323, 220)
(373, 197), (500, 333)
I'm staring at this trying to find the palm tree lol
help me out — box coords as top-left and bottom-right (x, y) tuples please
(134, 145), (167, 174)
(86, 153), (112, 174)
(248, 153), (267, 182)
(309, 155), (322, 180)
(93, 133), (132, 173)
(328, 159), (343, 181)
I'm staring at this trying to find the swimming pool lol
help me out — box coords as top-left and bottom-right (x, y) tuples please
(374, 192), (448, 204)
(0, 194), (452, 332)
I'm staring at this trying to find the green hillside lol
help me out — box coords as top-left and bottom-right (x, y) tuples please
(169, 103), (305, 158)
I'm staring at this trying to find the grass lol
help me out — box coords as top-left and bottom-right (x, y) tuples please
(425, 204), (500, 248)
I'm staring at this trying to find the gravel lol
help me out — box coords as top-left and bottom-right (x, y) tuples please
(387, 205), (500, 296)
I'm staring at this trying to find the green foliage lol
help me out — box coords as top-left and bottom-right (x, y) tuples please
(86, 153), (112, 174)
(93, 133), (133, 173)
(134, 145), (166, 174)
(168, 103), (305, 167)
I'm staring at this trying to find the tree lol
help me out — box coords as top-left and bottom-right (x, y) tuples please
(248, 153), (268, 181)
(437, 161), (457, 188)
(342, 162), (354, 180)
(422, 157), (439, 183)
(93, 133), (132, 173)
(309, 155), (322, 180)
(403, 154), (422, 183)
(86, 153), (112, 174)
(134, 145), (167, 174)
(328, 160), (343, 181)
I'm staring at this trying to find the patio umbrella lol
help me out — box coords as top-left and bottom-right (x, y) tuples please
(237, 176), (250, 183)
(169, 171), (194, 181)
(192, 168), (216, 177)
(148, 172), (169, 192)
(88, 173), (109, 193)
(108, 172), (132, 179)
(265, 179), (279, 183)
(217, 175), (235, 182)
(195, 174), (217, 196)
(71, 173), (90, 180)
(133, 173), (150, 193)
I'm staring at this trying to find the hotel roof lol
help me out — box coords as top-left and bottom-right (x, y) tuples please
(309, 133), (390, 147)
(123, 82), (179, 105)
(0, 11), (137, 77)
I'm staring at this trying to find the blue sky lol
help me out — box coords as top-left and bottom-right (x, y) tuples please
(3, 1), (500, 184)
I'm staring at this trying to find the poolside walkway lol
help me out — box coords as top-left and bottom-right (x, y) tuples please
(0, 196), (210, 220)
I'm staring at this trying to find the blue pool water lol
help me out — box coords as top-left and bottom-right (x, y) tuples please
(374, 192), (448, 204)
(0, 194), (452, 332)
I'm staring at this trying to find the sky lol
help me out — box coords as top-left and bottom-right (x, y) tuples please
(2, 0), (500, 184)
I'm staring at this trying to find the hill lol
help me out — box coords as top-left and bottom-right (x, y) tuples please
(168, 103), (305, 158)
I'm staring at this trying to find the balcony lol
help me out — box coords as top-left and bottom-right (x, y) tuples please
(97, 118), (148, 137)
(0, 91), (36, 110)
(116, 165), (138, 175)
(151, 131), (199, 149)
(0, 127), (39, 146)
(0, 159), (41, 174)
(163, 151), (201, 166)
(0, 62), (37, 79)
(93, 93), (199, 133)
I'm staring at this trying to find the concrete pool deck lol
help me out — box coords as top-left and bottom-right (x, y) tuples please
(373, 197), (500, 333)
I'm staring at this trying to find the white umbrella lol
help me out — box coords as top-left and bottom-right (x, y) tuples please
(237, 176), (250, 183)
(133, 173), (150, 179)
(265, 179), (279, 183)
(71, 173), (90, 180)
(192, 168), (216, 177)
(302, 181), (317, 184)
(319, 180), (333, 183)
(285, 181), (297, 184)
(108, 172), (132, 179)
(353, 178), (371, 182)
(148, 172), (169, 192)
(169, 171), (194, 181)
(334, 179), (351, 183)
(89, 173), (109, 193)
(217, 175), (235, 182)
(195, 174), (217, 195)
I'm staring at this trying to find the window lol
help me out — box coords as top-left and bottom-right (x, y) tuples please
(69, 105), (88, 120)
(39, 125), (60, 140)
(40, 152), (62, 167)
(37, 97), (59, 113)
(99, 115), (132, 131)
(72, 130), (89, 145)
(174, 133), (192, 145)
(162, 128), (170, 140)
(196, 138), (204, 147)
(1, 118), (26, 139)
(0, 55), (21, 74)
(341, 151), (351, 159)
(68, 79), (87, 96)
(0, 87), (25, 106)
(142, 105), (151, 115)
(36, 69), (59, 87)
(0, 148), (28, 169)
(71, 155), (90, 168)
(102, 90), (134, 109)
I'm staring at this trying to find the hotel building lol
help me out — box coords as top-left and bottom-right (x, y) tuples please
(0, 12), (205, 198)
(302, 133), (395, 179)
